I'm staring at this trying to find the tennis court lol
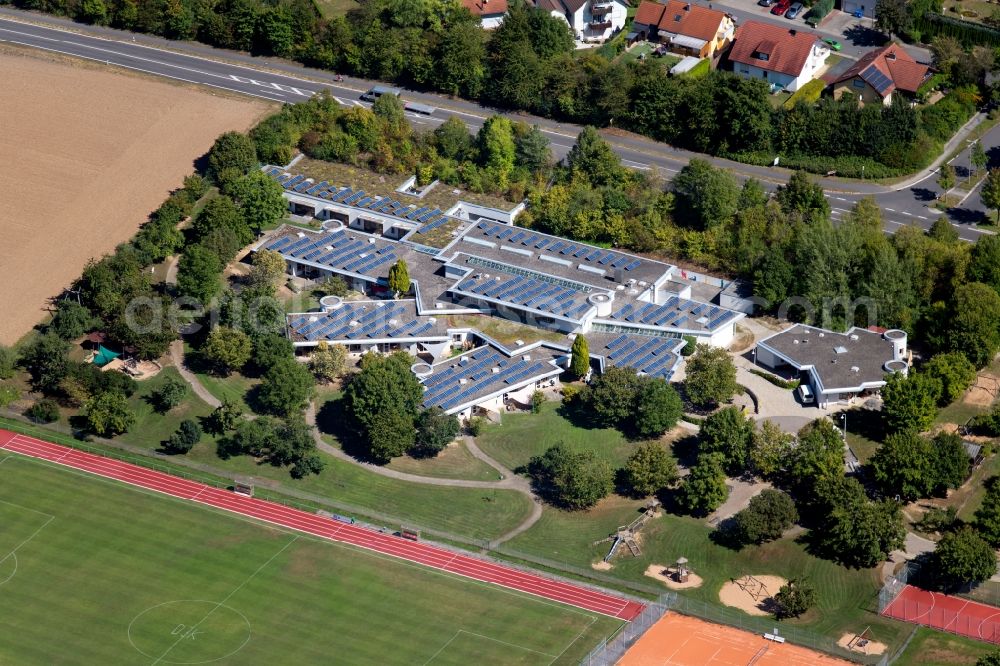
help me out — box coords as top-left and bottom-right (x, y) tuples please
(617, 613), (853, 665)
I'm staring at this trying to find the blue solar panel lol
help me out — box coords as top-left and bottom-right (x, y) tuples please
(597, 252), (616, 265)
(559, 243), (576, 255)
(534, 238), (552, 250)
(344, 191), (366, 205)
(332, 188), (352, 202)
(623, 260), (641, 271)
(585, 249), (603, 262)
(573, 246), (590, 258)
(509, 231), (527, 244)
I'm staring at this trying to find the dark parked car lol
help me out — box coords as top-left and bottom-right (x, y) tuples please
(757, 0), (775, 6)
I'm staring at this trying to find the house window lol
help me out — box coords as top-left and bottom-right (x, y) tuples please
(853, 78), (865, 88)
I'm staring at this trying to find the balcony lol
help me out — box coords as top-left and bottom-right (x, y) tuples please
(589, 18), (613, 29)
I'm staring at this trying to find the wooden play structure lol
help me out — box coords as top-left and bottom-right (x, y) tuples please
(593, 500), (661, 563)
(670, 557), (691, 583)
(734, 574), (771, 603)
(847, 627), (873, 652)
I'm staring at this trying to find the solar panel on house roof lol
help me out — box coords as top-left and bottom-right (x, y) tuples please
(862, 66), (893, 94)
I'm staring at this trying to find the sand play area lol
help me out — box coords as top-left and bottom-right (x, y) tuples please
(836, 631), (887, 656)
(0, 46), (273, 344)
(644, 564), (704, 590)
(719, 575), (787, 616)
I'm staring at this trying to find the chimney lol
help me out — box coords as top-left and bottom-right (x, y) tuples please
(789, 29), (797, 36)
(886, 51), (896, 60)
(684, 3), (691, 9)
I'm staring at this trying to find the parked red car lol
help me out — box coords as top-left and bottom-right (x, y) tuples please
(770, 0), (791, 14)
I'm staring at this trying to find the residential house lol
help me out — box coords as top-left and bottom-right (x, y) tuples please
(460, 0), (509, 29)
(831, 43), (931, 105)
(631, 0), (735, 59)
(729, 21), (829, 92)
(535, 0), (630, 42)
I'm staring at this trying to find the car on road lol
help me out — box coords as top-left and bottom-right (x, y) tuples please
(785, 2), (804, 18)
(757, 0), (775, 6)
(821, 37), (842, 51)
(770, 0), (791, 15)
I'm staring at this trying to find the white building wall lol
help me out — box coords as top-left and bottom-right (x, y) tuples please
(734, 43), (827, 92)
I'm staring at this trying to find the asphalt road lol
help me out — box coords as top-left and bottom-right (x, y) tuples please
(0, 8), (992, 241)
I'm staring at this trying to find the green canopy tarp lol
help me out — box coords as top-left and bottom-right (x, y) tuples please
(92, 345), (120, 367)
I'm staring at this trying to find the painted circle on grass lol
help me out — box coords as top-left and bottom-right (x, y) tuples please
(0, 553), (17, 586)
(128, 600), (251, 664)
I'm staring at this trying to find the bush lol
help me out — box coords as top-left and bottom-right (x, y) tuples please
(151, 377), (188, 413)
(783, 79), (826, 109)
(467, 416), (486, 437)
(682, 59), (711, 79)
(0, 384), (18, 409)
(531, 390), (545, 413)
(165, 419), (202, 454)
(917, 506), (958, 534)
(773, 579), (817, 619)
(805, 0), (833, 22)
(748, 368), (800, 389)
(26, 398), (60, 424)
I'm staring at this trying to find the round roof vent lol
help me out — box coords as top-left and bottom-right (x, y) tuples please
(884, 329), (906, 340)
(884, 359), (908, 373)
(320, 295), (344, 311)
(411, 362), (433, 378)
(322, 219), (345, 232)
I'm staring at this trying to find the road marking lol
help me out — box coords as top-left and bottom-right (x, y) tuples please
(0, 25), (60, 41)
(885, 208), (897, 212)
(834, 196), (849, 201)
(621, 159), (651, 170)
(901, 211), (912, 216)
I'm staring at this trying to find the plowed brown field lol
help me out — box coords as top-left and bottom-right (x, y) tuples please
(0, 48), (274, 344)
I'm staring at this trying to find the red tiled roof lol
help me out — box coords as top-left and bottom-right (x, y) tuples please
(461, 0), (508, 15)
(832, 43), (930, 96)
(729, 20), (823, 77)
(633, 0), (727, 41)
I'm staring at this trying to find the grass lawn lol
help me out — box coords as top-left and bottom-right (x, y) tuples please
(475, 401), (658, 471)
(444, 314), (569, 347)
(892, 626), (994, 665)
(0, 454), (619, 664)
(502, 495), (911, 654)
(183, 344), (259, 413)
(312, 0), (359, 18)
(387, 441), (502, 482)
(117, 367), (215, 451)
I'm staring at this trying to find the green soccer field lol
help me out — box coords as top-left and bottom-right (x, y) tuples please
(0, 454), (622, 665)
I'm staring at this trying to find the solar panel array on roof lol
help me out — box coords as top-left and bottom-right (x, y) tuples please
(609, 296), (739, 331)
(264, 229), (397, 277)
(453, 270), (595, 320)
(266, 169), (448, 229)
(472, 222), (643, 272)
(420, 347), (558, 411)
(603, 335), (680, 380)
(287, 304), (438, 342)
(861, 65), (894, 94)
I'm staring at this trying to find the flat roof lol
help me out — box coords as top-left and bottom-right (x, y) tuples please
(286, 300), (450, 344)
(587, 332), (684, 380)
(420, 343), (564, 414)
(261, 226), (400, 282)
(756, 324), (900, 393)
(601, 294), (743, 335)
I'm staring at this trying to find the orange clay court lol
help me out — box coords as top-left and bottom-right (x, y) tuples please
(618, 613), (853, 666)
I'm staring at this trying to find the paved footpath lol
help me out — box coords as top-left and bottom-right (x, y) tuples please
(0, 428), (645, 621)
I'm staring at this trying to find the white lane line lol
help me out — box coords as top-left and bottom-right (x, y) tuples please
(901, 211), (913, 216)
(883, 219), (906, 226)
(885, 208), (897, 212)
(621, 160), (651, 170)
(916, 215), (928, 220)
(0, 26), (60, 41)
(1, 39), (287, 103)
(834, 196), (849, 201)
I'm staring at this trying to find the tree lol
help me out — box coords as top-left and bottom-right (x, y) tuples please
(773, 579), (817, 619)
(207, 131), (257, 183)
(84, 390), (135, 436)
(672, 159), (739, 229)
(250, 332), (294, 374)
(680, 335), (697, 357)
(477, 115), (516, 190)
(570, 334), (590, 378)
(882, 371), (941, 433)
(932, 526), (998, 589)
(230, 170), (288, 233)
(684, 344), (738, 409)
(700, 405), (755, 473)
(387, 259), (411, 295)
(152, 376), (188, 413)
(191, 196), (252, 250)
(0, 345), (15, 380)
(79, 0), (108, 24)
(635, 380), (683, 438)
(229, 416), (322, 476)
(680, 453), (729, 515)
(929, 216), (960, 244)
(581, 366), (642, 429)
(623, 442), (678, 497)
(434, 116), (474, 160)
(566, 126), (622, 187)
(931, 431), (971, 494)
(208, 398), (243, 434)
(177, 244), (224, 304)
(969, 235), (1000, 293)
(345, 351), (424, 460)
(938, 163), (956, 192)
(733, 489), (798, 545)
(201, 326), (252, 375)
(257, 358), (315, 416)
(310, 341), (347, 382)
(26, 398), (60, 424)
(165, 419), (202, 454)
(776, 171), (829, 217)
(372, 91), (407, 137)
(925, 352), (976, 405)
(413, 407), (460, 457)
(950, 282), (1000, 368)
(750, 419), (794, 479)
(790, 418), (844, 487)
(19, 333), (71, 394)
(976, 476), (1000, 546)
(514, 124), (550, 173)
(249, 249), (287, 288)
(870, 430), (935, 501)
(50, 300), (96, 339)
(982, 169), (1000, 223)
(528, 443), (614, 510)
(972, 141), (989, 179)
(977, 651), (1000, 666)
(820, 498), (905, 567)
(875, 0), (911, 37)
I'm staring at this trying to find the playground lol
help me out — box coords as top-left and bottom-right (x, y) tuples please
(617, 612), (853, 665)
(719, 575), (787, 617)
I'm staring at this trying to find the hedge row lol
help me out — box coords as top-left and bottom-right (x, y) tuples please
(783, 79), (827, 110)
(749, 368), (801, 390)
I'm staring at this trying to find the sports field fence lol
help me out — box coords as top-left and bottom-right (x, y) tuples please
(579, 594), (674, 666)
(877, 561), (911, 614)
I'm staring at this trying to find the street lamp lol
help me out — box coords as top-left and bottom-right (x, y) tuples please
(838, 412), (847, 441)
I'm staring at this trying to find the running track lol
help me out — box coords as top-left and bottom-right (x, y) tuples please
(881, 584), (1000, 644)
(0, 429), (645, 621)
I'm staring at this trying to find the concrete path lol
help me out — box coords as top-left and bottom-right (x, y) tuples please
(165, 255), (222, 409)
(303, 402), (544, 547)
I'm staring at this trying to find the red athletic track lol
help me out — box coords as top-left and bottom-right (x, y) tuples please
(0, 429), (645, 621)
(881, 584), (1000, 644)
